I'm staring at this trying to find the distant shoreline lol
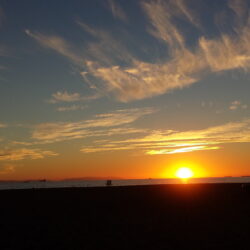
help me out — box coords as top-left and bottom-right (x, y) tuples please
(1, 176), (250, 191)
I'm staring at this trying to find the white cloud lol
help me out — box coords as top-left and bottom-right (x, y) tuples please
(80, 118), (250, 155)
(228, 0), (249, 27)
(29, 108), (155, 143)
(56, 105), (86, 112)
(13, 127), (146, 146)
(25, 30), (83, 64)
(142, 0), (194, 50)
(108, 0), (128, 23)
(173, 0), (202, 29)
(146, 146), (219, 155)
(76, 21), (133, 66)
(0, 148), (58, 161)
(26, 0), (250, 102)
(49, 91), (81, 103)
(48, 90), (100, 104)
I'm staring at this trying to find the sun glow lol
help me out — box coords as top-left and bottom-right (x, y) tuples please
(176, 167), (194, 179)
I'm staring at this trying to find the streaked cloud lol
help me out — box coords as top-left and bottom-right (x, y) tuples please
(80, 118), (250, 155)
(228, 0), (248, 27)
(12, 127), (146, 146)
(86, 52), (203, 101)
(28, 108), (155, 143)
(25, 29), (83, 64)
(146, 146), (219, 155)
(49, 91), (81, 103)
(142, 0), (201, 50)
(108, 0), (128, 23)
(0, 148), (58, 161)
(48, 91), (101, 104)
(56, 105), (86, 112)
(76, 21), (133, 66)
(26, 0), (250, 102)
(173, 0), (202, 29)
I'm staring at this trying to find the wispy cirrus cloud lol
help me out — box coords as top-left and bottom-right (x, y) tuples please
(15, 108), (155, 144)
(142, 0), (200, 50)
(80, 118), (250, 155)
(25, 29), (83, 64)
(56, 105), (86, 112)
(76, 21), (133, 67)
(172, 0), (202, 29)
(26, 0), (250, 102)
(49, 91), (81, 103)
(146, 146), (219, 155)
(228, 0), (248, 27)
(48, 90), (100, 104)
(0, 148), (58, 161)
(12, 127), (146, 147)
(108, 0), (128, 23)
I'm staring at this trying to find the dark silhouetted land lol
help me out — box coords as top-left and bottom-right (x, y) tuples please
(1, 183), (250, 249)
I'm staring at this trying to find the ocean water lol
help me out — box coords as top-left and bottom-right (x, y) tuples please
(0, 177), (250, 190)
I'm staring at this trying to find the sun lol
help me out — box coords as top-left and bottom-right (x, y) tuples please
(176, 167), (194, 179)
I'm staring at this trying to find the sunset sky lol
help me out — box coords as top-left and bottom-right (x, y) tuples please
(1, 0), (250, 180)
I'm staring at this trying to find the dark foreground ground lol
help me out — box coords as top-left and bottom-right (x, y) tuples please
(1, 183), (250, 250)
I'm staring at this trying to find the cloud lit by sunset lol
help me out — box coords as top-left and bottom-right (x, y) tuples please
(1, 0), (250, 180)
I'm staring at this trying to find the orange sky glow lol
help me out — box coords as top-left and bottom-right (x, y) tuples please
(1, 0), (250, 180)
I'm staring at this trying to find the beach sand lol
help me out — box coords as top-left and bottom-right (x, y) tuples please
(1, 183), (250, 249)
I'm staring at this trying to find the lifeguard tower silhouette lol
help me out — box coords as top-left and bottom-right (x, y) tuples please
(106, 180), (112, 186)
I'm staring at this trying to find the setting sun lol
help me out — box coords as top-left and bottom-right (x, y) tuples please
(176, 167), (194, 179)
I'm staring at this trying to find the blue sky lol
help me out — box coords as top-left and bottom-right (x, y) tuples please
(1, 0), (250, 179)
